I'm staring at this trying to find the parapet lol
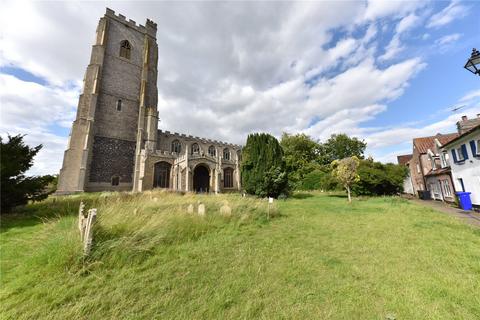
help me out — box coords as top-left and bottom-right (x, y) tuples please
(105, 7), (156, 37)
(157, 129), (242, 148)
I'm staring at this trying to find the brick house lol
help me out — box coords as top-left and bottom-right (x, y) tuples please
(408, 133), (458, 201)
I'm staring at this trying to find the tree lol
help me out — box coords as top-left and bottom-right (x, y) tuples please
(318, 134), (367, 165)
(331, 156), (360, 202)
(241, 133), (289, 198)
(352, 159), (408, 196)
(1, 135), (55, 213)
(280, 133), (320, 188)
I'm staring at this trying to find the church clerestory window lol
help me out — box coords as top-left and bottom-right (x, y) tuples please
(171, 140), (181, 154)
(191, 143), (200, 155)
(208, 145), (216, 157)
(116, 99), (122, 111)
(223, 148), (230, 160)
(119, 40), (131, 59)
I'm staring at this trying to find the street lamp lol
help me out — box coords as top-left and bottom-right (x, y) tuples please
(464, 48), (480, 76)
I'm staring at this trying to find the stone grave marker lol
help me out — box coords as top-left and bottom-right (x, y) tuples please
(198, 203), (206, 216)
(187, 204), (194, 214)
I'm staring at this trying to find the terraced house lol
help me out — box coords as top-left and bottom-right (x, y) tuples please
(57, 9), (241, 194)
(441, 118), (480, 210)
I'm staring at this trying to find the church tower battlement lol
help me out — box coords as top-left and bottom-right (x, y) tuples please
(57, 8), (158, 193)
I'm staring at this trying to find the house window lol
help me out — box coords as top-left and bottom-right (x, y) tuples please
(119, 40), (131, 59)
(116, 99), (122, 111)
(171, 140), (181, 153)
(223, 148), (230, 160)
(441, 180), (452, 197)
(208, 145), (216, 157)
(440, 152), (448, 168)
(456, 147), (465, 161)
(224, 168), (233, 188)
(111, 176), (120, 186)
(191, 143), (200, 154)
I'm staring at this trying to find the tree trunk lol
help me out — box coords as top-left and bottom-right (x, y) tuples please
(346, 185), (351, 203)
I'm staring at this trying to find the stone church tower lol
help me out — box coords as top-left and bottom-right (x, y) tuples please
(57, 8), (158, 193)
(58, 9), (241, 194)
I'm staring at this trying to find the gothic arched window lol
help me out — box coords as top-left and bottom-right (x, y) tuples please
(191, 143), (200, 155)
(224, 168), (233, 188)
(208, 145), (216, 157)
(223, 148), (230, 160)
(119, 40), (131, 59)
(171, 140), (181, 153)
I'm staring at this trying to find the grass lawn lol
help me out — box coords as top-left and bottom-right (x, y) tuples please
(1, 191), (479, 319)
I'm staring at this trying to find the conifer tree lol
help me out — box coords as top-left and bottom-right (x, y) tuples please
(241, 133), (288, 198)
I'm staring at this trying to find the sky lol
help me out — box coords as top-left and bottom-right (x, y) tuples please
(0, 0), (479, 176)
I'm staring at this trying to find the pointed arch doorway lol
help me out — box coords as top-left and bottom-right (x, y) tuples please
(193, 164), (210, 193)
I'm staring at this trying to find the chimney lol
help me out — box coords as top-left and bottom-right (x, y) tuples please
(457, 114), (480, 134)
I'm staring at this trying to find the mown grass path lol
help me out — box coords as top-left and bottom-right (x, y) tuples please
(1, 192), (479, 319)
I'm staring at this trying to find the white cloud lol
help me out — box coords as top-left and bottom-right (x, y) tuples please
(435, 33), (462, 46)
(427, 0), (468, 28)
(0, 74), (79, 175)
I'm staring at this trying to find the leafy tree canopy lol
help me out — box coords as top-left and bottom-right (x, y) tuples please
(280, 133), (320, 186)
(352, 159), (408, 196)
(318, 134), (366, 165)
(1, 135), (55, 213)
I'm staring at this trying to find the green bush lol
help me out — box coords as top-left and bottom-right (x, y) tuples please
(299, 168), (339, 191)
(352, 159), (407, 196)
(241, 133), (289, 198)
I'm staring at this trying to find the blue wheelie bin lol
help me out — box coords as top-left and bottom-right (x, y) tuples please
(456, 192), (473, 210)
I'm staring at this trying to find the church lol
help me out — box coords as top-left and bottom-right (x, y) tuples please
(57, 8), (242, 194)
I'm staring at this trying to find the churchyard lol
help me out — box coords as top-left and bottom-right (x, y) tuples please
(1, 191), (479, 319)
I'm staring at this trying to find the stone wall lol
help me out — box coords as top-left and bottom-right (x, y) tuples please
(89, 136), (136, 183)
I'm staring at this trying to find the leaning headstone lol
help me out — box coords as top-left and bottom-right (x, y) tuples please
(220, 203), (232, 217)
(133, 208), (138, 215)
(198, 203), (206, 216)
(187, 204), (194, 214)
(83, 208), (97, 256)
(78, 201), (86, 239)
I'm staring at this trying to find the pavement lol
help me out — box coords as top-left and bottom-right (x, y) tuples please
(409, 198), (480, 227)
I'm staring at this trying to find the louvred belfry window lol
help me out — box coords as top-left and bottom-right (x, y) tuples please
(119, 40), (131, 59)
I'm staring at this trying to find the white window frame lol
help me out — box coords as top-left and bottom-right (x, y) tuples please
(441, 180), (452, 197)
(476, 140), (480, 156)
(456, 147), (465, 161)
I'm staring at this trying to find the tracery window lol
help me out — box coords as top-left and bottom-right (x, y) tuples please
(119, 40), (131, 59)
(223, 148), (230, 160)
(171, 140), (181, 153)
(208, 145), (216, 157)
(224, 168), (233, 188)
(191, 143), (200, 154)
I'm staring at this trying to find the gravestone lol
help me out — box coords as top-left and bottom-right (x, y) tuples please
(220, 203), (232, 217)
(83, 209), (97, 256)
(198, 203), (206, 216)
(187, 204), (194, 214)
